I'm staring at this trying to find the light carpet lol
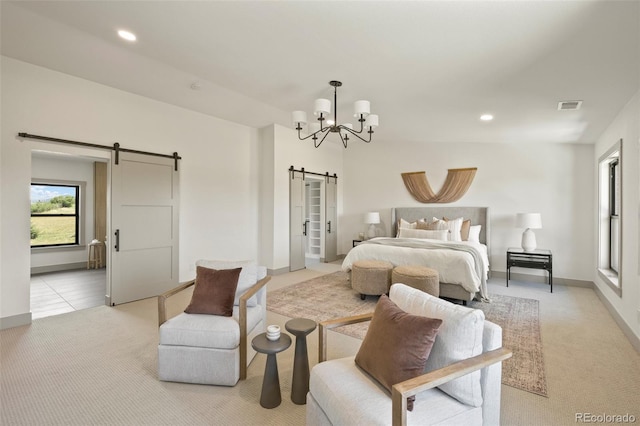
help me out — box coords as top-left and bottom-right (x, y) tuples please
(267, 271), (548, 397)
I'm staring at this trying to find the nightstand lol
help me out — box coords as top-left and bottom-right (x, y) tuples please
(352, 239), (363, 247)
(506, 247), (553, 292)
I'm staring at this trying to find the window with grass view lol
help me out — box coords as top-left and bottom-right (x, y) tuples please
(30, 183), (80, 247)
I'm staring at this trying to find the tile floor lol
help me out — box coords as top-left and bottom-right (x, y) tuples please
(30, 268), (107, 319)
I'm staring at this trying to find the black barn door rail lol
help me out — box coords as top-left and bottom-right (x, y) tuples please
(18, 132), (182, 171)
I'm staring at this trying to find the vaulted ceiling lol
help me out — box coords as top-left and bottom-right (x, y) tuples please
(2, 1), (638, 144)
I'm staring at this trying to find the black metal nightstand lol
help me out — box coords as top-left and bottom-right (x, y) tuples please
(506, 247), (553, 292)
(352, 239), (363, 247)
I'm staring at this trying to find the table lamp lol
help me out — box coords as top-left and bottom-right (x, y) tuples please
(516, 213), (542, 252)
(364, 212), (380, 239)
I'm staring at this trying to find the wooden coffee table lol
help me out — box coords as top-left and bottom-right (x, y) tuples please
(251, 332), (292, 408)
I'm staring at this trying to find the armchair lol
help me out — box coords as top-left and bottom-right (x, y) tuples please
(308, 284), (512, 426)
(157, 260), (270, 386)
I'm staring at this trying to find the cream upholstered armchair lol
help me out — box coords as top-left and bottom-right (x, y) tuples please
(307, 284), (512, 426)
(157, 260), (270, 386)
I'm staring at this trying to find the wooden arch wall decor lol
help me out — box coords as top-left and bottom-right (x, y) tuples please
(401, 168), (477, 203)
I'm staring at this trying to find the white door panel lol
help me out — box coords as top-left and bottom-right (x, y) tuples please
(324, 178), (338, 263)
(110, 152), (179, 305)
(121, 160), (174, 204)
(289, 173), (305, 272)
(120, 206), (173, 250)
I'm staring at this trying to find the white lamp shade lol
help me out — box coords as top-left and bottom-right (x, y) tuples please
(353, 100), (370, 117)
(364, 212), (380, 224)
(292, 110), (307, 125)
(365, 114), (379, 129)
(314, 98), (331, 116)
(516, 213), (542, 229)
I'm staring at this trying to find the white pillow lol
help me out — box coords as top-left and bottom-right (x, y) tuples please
(389, 283), (485, 407)
(468, 225), (482, 243)
(424, 217), (462, 241)
(443, 217), (463, 242)
(397, 228), (448, 241)
(398, 218), (417, 229)
(195, 259), (262, 307)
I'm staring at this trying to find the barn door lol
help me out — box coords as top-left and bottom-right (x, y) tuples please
(109, 152), (179, 305)
(324, 177), (337, 263)
(289, 171), (306, 272)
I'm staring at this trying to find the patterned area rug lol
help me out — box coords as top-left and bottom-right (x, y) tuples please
(267, 271), (548, 397)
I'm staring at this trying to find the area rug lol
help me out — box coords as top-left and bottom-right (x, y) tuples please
(267, 271), (548, 397)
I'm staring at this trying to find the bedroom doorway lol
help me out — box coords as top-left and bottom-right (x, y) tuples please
(289, 169), (337, 271)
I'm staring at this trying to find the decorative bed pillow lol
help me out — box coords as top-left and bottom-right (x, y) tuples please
(447, 218), (471, 241)
(195, 259), (260, 306)
(398, 228), (448, 241)
(389, 283), (485, 407)
(184, 266), (242, 316)
(468, 225), (482, 243)
(421, 217), (448, 231)
(442, 217), (464, 242)
(355, 295), (442, 411)
(396, 218), (419, 237)
(399, 218), (418, 229)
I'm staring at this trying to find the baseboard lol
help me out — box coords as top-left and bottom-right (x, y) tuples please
(267, 266), (291, 276)
(491, 270), (593, 288)
(593, 285), (640, 353)
(31, 262), (87, 275)
(0, 312), (32, 330)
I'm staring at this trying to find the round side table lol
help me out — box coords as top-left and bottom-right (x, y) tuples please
(285, 318), (317, 405)
(251, 332), (291, 409)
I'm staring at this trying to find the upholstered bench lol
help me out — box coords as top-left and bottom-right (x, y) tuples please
(392, 265), (440, 297)
(351, 260), (393, 300)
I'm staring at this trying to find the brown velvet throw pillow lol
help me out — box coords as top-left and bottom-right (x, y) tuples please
(184, 266), (241, 316)
(355, 295), (442, 411)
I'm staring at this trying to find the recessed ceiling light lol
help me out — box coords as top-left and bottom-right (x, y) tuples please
(117, 30), (137, 42)
(480, 114), (494, 121)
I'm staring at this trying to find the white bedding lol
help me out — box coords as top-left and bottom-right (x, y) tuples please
(342, 237), (490, 301)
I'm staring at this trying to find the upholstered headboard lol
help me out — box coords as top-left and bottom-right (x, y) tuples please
(391, 206), (490, 248)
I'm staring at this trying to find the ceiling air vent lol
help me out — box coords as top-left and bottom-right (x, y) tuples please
(558, 100), (582, 111)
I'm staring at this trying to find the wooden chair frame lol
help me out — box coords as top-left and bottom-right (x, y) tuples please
(158, 275), (271, 381)
(318, 313), (512, 426)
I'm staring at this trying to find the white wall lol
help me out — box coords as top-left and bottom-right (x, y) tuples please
(1, 57), (261, 322)
(30, 155), (96, 270)
(593, 91), (640, 341)
(342, 139), (594, 282)
(260, 124), (344, 272)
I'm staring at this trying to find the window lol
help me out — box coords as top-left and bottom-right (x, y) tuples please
(597, 139), (622, 295)
(30, 183), (80, 247)
(609, 159), (620, 273)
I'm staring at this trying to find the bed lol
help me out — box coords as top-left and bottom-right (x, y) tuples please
(342, 206), (491, 303)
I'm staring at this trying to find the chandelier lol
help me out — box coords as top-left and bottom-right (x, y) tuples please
(292, 80), (379, 148)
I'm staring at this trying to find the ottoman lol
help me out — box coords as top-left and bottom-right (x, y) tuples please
(351, 260), (393, 300)
(392, 265), (440, 297)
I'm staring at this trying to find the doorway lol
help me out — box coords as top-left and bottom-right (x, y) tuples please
(30, 151), (108, 319)
(289, 169), (338, 272)
(28, 141), (180, 318)
(304, 178), (323, 267)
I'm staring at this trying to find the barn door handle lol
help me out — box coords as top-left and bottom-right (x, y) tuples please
(303, 220), (309, 236)
(327, 220), (332, 234)
(114, 229), (120, 252)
